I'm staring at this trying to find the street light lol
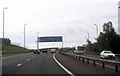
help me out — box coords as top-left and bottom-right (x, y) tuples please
(94, 24), (98, 38)
(24, 24), (27, 49)
(87, 31), (89, 40)
(3, 7), (7, 47)
(37, 32), (39, 51)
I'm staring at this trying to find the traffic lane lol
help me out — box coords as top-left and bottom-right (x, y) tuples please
(11, 53), (67, 74)
(55, 53), (120, 74)
(2, 53), (67, 74)
(2, 53), (37, 74)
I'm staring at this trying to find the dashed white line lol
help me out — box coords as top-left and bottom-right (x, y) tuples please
(33, 57), (35, 58)
(17, 63), (22, 67)
(27, 59), (30, 61)
(2, 56), (12, 59)
(53, 54), (75, 76)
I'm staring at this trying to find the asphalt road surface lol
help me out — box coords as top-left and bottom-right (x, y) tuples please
(2, 52), (120, 75)
(2, 53), (67, 74)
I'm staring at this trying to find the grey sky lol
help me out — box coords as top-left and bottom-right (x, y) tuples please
(0, 0), (119, 49)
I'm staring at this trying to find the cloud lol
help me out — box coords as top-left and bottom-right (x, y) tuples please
(0, 0), (119, 49)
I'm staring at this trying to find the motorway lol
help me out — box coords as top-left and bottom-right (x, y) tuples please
(2, 52), (120, 75)
(2, 53), (67, 74)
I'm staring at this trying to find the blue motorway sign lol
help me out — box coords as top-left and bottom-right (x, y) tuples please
(38, 36), (62, 42)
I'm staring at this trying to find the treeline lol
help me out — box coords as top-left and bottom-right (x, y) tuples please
(86, 21), (120, 54)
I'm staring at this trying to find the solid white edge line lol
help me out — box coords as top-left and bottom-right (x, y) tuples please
(17, 63), (22, 67)
(53, 54), (75, 76)
(27, 59), (30, 61)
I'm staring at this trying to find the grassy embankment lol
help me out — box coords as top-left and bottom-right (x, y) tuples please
(2, 45), (29, 54)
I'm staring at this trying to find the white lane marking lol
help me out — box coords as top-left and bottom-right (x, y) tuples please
(53, 54), (75, 76)
(17, 63), (22, 67)
(2, 56), (12, 59)
(3, 53), (32, 59)
(33, 57), (35, 58)
(27, 59), (30, 61)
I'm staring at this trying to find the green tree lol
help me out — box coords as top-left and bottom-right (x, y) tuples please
(85, 39), (93, 52)
(97, 21), (120, 54)
(86, 21), (120, 54)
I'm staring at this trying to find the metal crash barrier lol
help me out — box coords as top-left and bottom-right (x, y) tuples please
(59, 52), (120, 73)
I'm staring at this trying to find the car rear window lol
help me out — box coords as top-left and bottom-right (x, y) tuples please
(104, 51), (112, 53)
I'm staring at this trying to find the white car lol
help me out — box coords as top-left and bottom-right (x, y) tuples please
(74, 50), (84, 54)
(50, 49), (56, 53)
(100, 50), (115, 59)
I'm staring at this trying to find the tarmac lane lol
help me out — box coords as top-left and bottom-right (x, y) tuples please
(2, 53), (67, 74)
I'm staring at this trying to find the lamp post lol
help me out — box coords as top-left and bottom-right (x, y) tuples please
(3, 7), (7, 47)
(85, 31), (89, 44)
(37, 32), (39, 51)
(94, 24), (98, 38)
(24, 24), (27, 49)
(87, 31), (89, 40)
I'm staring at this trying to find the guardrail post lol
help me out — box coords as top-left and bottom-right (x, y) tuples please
(72, 56), (74, 59)
(59, 53), (120, 73)
(82, 58), (84, 62)
(102, 62), (105, 69)
(79, 57), (80, 61)
(76, 56), (77, 60)
(115, 65), (118, 72)
(77, 56), (78, 60)
(93, 60), (96, 66)
(74, 56), (76, 60)
(87, 59), (89, 64)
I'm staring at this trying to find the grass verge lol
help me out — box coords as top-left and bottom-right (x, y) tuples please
(2, 45), (29, 53)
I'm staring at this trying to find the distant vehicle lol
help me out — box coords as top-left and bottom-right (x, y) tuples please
(74, 46), (85, 54)
(41, 49), (47, 53)
(100, 50), (115, 59)
(34, 50), (40, 54)
(50, 49), (56, 53)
